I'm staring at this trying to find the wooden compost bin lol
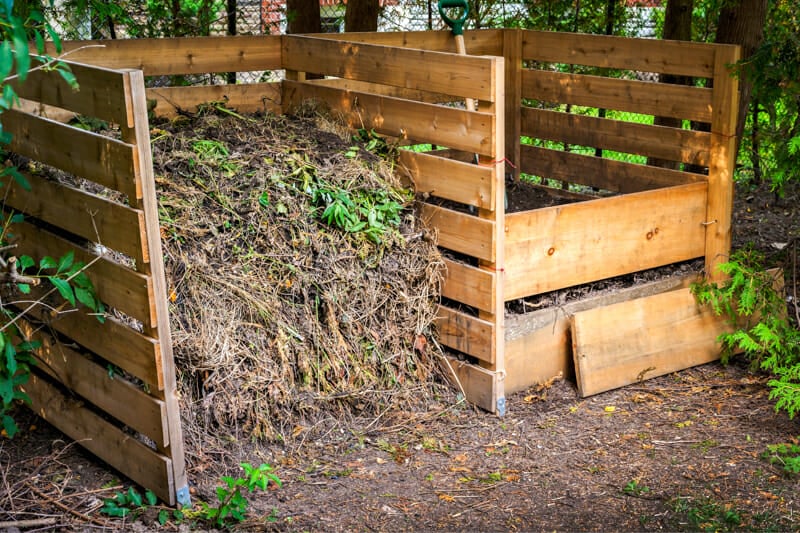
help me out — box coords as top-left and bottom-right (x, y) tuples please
(5, 29), (740, 499)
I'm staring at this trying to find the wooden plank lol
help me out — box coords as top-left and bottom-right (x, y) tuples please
(125, 69), (189, 506)
(522, 69), (713, 124)
(522, 30), (716, 78)
(704, 45), (740, 283)
(147, 83), (282, 118)
(504, 183), (708, 299)
(441, 258), (496, 312)
(22, 373), (175, 505)
(398, 150), (494, 210)
(436, 305), (495, 364)
(442, 355), (497, 414)
(504, 29), (523, 181)
(503, 272), (699, 394)
(20, 304), (163, 390)
(520, 144), (701, 193)
(3, 170), (147, 265)
(308, 77), (453, 104)
(311, 29), (503, 56)
(10, 220), (155, 327)
(521, 107), (711, 167)
(571, 286), (733, 397)
(49, 35), (283, 75)
(421, 204), (495, 262)
(11, 60), (131, 126)
(19, 319), (168, 447)
(282, 80), (495, 155)
(3, 109), (139, 201)
(283, 35), (497, 102)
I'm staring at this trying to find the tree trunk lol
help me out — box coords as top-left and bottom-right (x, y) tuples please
(345, 0), (380, 32)
(714, 0), (768, 158)
(649, 0), (693, 170)
(286, 0), (321, 34)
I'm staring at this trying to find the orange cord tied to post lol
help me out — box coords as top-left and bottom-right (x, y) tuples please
(478, 157), (516, 168)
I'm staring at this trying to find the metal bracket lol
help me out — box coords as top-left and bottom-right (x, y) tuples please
(175, 484), (192, 507)
(496, 397), (506, 417)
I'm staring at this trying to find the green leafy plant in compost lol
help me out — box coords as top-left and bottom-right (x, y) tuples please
(691, 246), (800, 419)
(762, 439), (800, 475)
(198, 462), (281, 527)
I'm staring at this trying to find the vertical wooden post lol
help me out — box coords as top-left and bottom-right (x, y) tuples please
(503, 28), (522, 183)
(477, 55), (506, 415)
(705, 44), (740, 283)
(122, 70), (191, 507)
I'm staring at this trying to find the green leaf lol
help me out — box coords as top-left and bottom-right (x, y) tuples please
(0, 377), (14, 405)
(8, 167), (31, 191)
(157, 509), (169, 525)
(17, 284), (30, 294)
(34, 32), (45, 57)
(127, 487), (143, 507)
(145, 489), (158, 506)
(12, 29), (31, 83)
(17, 255), (33, 270)
(39, 256), (57, 270)
(49, 277), (76, 306)
(46, 24), (63, 54)
(4, 340), (17, 376)
(2, 414), (18, 438)
(57, 65), (77, 90)
(0, 41), (13, 82)
(57, 251), (74, 274)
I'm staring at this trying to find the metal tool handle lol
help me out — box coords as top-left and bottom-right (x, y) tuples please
(438, 0), (469, 36)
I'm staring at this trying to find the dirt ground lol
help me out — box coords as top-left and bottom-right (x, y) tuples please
(1, 177), (798, 531)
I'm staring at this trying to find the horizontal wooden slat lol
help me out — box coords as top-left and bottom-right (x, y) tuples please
(441, 258), (496, 312)
(3, 171), (147, 265)
(11, 60), (131, 126)
(520, 144), (701, 193)
(571, 286), (732, 397)
(10, 220), (155, 326)
(311, 29), (503, 56)
(421, 204), (495, 262)
(522, 30), (718, 78)
(19, 319), (168, 446)
(522, 69), (713, 123)
(4, 109), (139, 201)
(442, 354), (498, 414)
(49, 35), (282, 75)
(20, 304), (163, 390)
(147, 82), (282, 118)
(521, 107), (711, 167)
(437, 305), (495, 364)
(308, 77), (453, 104)
(22, 373), (175, 504)
(282, 80), (495, 155)
(504, 182), (708, 299)
(283, 35), (497, 102)
(398, 150), (495, 210)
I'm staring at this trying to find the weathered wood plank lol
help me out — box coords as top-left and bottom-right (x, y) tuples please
(19, 319), (168, 447)
(283, 80), (495, 155)
(147, 83), (282, 118)
(520, 144), (701, 193)
(436, 305), (495, 364)
(571, 286), (733, 397)
(49, 35), (283, 75)
(441, 258), (496, 312)
(522, 69), (713, 123)
(398, 150), (494, 210)
(10, 60), (130, 126)
(521, 106), (711, 167)
(442, 355), (498, 414)
(503, 273), (699, 394)
(3, 170), (147, 265)
(283, 35), (497, 102)
(10, 221), (154, 327)
(307, 77), (453, 104)
(504, 183), (707, 299)
(504, 29), (523, 181)
(22, 373), (175, 505)
(522, 30), (717, 78)
(421, 204), (495, 262)
(705, 45), (740, 283)
(20, 304), (163, 390)
(310, 29), (503, 56)
(3, 109), (139, 201)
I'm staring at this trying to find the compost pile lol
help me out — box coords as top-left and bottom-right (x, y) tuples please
(149, 106), (447, 443)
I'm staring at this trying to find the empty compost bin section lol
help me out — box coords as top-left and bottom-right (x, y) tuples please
(4, 29), (741, 500)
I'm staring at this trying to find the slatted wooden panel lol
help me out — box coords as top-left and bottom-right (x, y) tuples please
(5, 60), (188, 506)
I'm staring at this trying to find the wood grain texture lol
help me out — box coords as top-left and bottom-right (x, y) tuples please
(522, 30), (716, 78)
(522, 69), (713, 124)
(571, 286), (732, 397)
(441, 258), (496, 312)
(398, 150), (494, 210)
(309, 29), (503, 56)
(436, 305), (495, 363)
(442, 355), (497, 414)
(504, 183), (708, 299)
(421, 204), (495, 262)
(147, 83), (282, 118)
(521, 106), (711, 167)
(503, 29), (523, 181)
(282, 80), (495, 155)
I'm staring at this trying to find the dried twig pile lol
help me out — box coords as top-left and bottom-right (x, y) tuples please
(151, 107), (446, 442)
